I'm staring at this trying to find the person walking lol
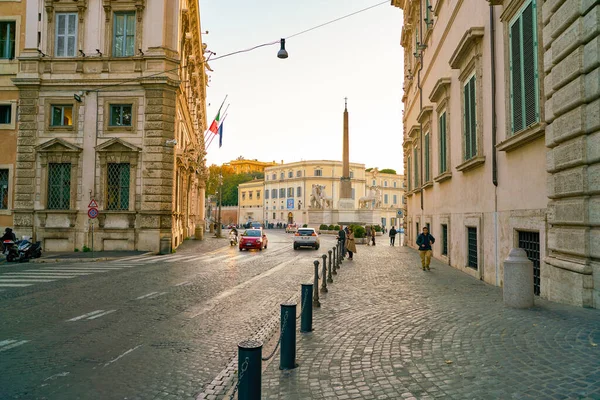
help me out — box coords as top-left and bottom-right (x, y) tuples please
(416, 226), (435, 271)
(346, 227), (357, 260)
(371, 226), (376, 246)
(389, 226), (397, 246)
(365, 225), (372, 246)
(337, 225), (347, 258)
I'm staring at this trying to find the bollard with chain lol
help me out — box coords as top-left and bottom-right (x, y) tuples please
(338, 240), (343, 267)
(320, 254), (328, 293)
(279, 302), (298, 370)
(332, 246), (338, 274)
(327, 249), (333, 283)
(313, 260), (321, 307)
(236, 339), (262, 400)
(300, 284), (313, 333)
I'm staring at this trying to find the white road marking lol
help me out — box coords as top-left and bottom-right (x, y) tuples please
(39, 269), (116, 272)
(44, 372), (70, 381)
(103, 344), (142, 367)
(1, 274), (77, 279)
(147, 292), (167, 299)
(0, 283), (33, 287)
(7, 271), (91, 275)
(174, 281), (191, 287)
(47, 266), (125, 270)
(87, 309), (116, 320)
(135, 292), (158, 300)
(0, 339), (16, 346)
(67, 310), (106, 321)
(0, 340), (29, 351)
(0, 279), (54, 283)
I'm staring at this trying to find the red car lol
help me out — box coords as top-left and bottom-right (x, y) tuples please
(239, 229), (268, 251)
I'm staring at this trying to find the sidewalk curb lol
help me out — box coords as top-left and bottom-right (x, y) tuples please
(29, 251), (155, 264)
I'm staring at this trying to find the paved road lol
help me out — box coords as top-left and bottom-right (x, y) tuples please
(0, 230), (333, 400)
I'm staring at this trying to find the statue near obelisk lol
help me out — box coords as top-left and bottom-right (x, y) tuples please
(338, 98), (355, 210)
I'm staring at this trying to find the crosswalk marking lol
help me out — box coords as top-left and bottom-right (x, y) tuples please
(0, 279), (55, 283)
(0, 283), (33, 287)
(87, 309), (116, 320)
(136, 292), (158, 300)
(0, 339), (29, 352)
(2, 274), (78, 279)
(67, 309), (119, 321)
(7, 271), (91, 276)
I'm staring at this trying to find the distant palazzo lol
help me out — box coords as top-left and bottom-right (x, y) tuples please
(392, 0), (599, 308)
(12, 0), (209, 253)
(237, 160), (405, 228)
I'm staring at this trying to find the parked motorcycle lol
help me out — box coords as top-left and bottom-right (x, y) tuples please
(2, 236), (42, 262)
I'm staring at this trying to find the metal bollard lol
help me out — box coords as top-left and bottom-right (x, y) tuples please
(280, 302), (298, 370)
(320, 254), (328, 293)
(300, 284), (313, 333)
(332, 246), (338, 274)
(338, 241), (343, 267)
(313, 260), (321, 307)
(327, 250), (333, 283)
(237, 339), (262, 400)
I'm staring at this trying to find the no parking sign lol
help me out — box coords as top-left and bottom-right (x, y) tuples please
(88, 208), (98, 219)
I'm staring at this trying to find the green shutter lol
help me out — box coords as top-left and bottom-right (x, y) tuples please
(464, 82), (471, 160)
(413, 148), (419, 187)
(407, 156), (412, 191)
(469, 77), (477, 158)
(425, 133), (430, 182)
(439, 112), (446, 173)
(522, 1), (538, 127)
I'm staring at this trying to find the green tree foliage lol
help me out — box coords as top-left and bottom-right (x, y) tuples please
(351, 225), (366, 238)
(206, 165), (264, 206)
(365, 168), (373, 172)
(380, 168), (397, 174)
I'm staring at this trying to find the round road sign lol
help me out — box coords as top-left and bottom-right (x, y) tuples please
(88, 207), (99, 219)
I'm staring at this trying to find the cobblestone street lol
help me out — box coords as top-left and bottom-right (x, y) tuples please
(261, 243), (600, 400)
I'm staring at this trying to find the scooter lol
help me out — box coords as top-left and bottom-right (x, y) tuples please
(2, 239), (19, 262)
(229, 234), (238, 246)
(2, 237), (42, 262)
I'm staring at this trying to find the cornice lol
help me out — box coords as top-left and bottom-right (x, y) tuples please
(428, 77), (451, 103)
(417, 106), (433, 124)
(449, 27), (485, 69)
(407, 124), (421, 139)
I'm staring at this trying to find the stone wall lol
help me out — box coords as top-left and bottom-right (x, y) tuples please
(544, 0), (599, 308)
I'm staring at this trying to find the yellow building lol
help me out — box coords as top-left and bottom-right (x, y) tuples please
(225, 158), (277, 174)
(0, 0), (26, 230)
(237, 179), (263, 225)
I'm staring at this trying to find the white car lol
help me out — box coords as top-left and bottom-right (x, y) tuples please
(293, 228), (320, 250)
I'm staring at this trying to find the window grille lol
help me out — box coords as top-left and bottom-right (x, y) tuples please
(0, 169), (8, 209)
(113, 13), (135, 57)
(467, 227), (478, 269)
(107, 163), (130, 210)
(48, 163), (71, 210)
(518, 231), (541, 296)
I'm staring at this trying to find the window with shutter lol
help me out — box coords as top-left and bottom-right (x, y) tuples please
(113, 12), (135, 57)
(407, 156), (412, 191)
(413, 148), (419, 187)
(0, 169), (8, 209)
(509, 0), (539, 135)
(424, 132), (430, 182)
(439, 112), (447, 173)
(463, 75), (477, 160)
(55, 14), (77, 57)
(0, 21), (16, 59)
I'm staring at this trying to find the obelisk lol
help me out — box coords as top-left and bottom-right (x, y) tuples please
(338, 98), (354, 210)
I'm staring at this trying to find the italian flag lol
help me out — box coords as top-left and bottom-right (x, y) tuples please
(209, 110), (220, 134)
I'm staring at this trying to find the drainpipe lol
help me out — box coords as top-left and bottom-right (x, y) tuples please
(418, 0), (425, 212)
(490, 4), (499, 285)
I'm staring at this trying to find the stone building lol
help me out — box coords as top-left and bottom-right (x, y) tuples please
(0, 0), (26, 231)
(240, 160), (404, 228)
(13, 0), (208, 253)
(224, 158), (277, 174)
(392, 0), (598, 307)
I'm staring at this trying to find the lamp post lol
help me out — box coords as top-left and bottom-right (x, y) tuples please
(217, 174), (223, 238)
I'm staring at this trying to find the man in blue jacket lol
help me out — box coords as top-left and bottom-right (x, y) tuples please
(416, 226), (435, 271)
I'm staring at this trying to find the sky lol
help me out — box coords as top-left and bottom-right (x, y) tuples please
(199, 0), (405, 174)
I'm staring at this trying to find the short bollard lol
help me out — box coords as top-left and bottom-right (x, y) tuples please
(332, 247), (338, 274)
(338, 241), (343, 267)
(503, 248), (535, 308)
(300, 284), (313, 333)
(237, 339), (262, 400)
(313, 260), (321, 307)
(280, 302), (298, 370)
(327, 250), (333, 283)
(320, 254), (328, 293)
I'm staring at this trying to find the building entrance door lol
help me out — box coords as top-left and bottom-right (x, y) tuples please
(288, 212), (294, 224)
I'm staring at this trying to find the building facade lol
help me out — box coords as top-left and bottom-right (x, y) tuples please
(13, 0), (208, 253)
(237, 179), (263, 225)
(0, 0), (27, 231)
(225, 158), (277, 174)
(392, 0), (598, 308)
(236, 160), (404, 228)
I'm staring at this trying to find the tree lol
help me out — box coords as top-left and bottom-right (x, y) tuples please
(380, 168), (397, 174)
(206, 164), (264, 206)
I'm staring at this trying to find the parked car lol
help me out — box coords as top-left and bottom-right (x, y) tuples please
(293, 228), (320, 250)
(239, 229), (268, 251)
(285, 224), (298, 233)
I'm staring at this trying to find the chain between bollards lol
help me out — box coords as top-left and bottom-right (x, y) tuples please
(261, 310), (287, 362)
(229, 356), (249, 400)
(313, 260), (321, 307)
(327, 249), (333, 283)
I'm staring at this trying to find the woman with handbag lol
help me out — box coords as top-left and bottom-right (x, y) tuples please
(346, 227), (357, 260)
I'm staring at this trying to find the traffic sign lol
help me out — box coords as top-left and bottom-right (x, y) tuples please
(397, 210), (403, 217)
(88, 208), (98, 219)
(88, 199), (99, 208)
